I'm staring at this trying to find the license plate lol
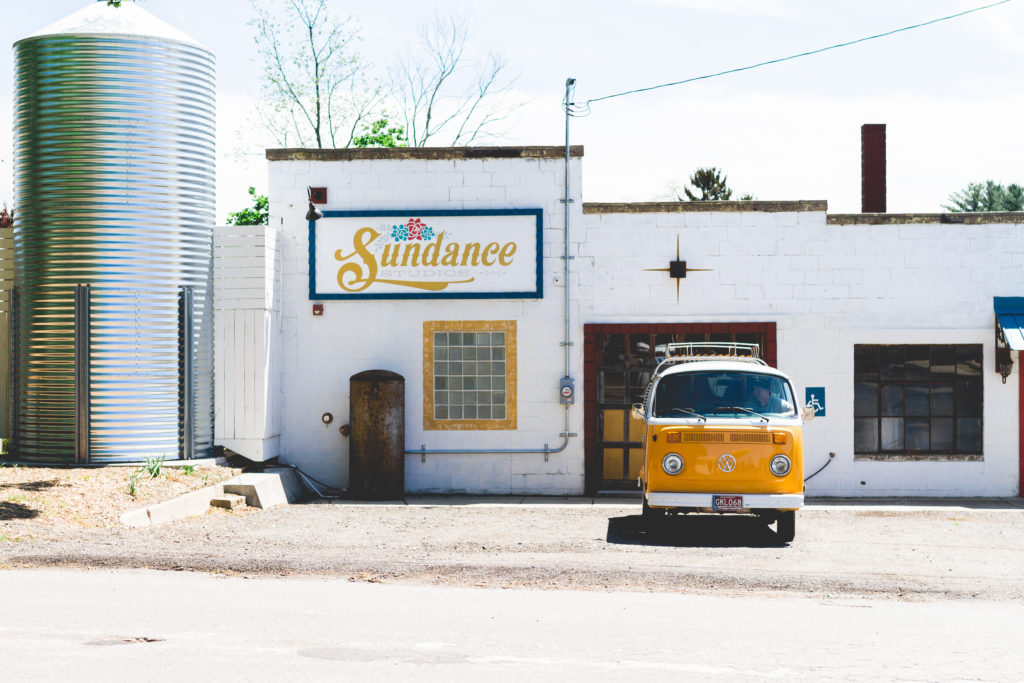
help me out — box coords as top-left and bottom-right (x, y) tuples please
(712, 495), (743, 511)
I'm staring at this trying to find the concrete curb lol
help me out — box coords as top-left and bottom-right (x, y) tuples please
(120, 483), (226, 527)
(119, 468), (305, 527)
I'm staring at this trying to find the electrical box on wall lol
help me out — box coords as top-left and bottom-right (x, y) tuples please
(559, 376), (575, 405)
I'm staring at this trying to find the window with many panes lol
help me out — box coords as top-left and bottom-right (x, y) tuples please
(854, 344), (982, 455)
(423, 321), (516, 430)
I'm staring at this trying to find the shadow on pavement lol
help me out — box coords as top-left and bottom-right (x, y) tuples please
(606, 514), (786, 548)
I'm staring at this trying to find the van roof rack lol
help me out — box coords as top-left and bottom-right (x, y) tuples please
(637, 342), (769, 414)
(652, 342), (767, 377)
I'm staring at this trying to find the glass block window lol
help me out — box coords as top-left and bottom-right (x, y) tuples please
(423, 321), (516, 430)
(854, 344), (982, 455)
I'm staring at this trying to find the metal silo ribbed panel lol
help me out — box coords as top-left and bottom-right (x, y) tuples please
(12, 29), (215, 463)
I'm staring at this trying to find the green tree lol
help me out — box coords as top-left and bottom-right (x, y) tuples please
(226, 187), (269, 226)
(250, 0), (382, 148)
(679, 167), (735, 202)
(944, 180), (1024, 212)
(351, 118), (408, 148)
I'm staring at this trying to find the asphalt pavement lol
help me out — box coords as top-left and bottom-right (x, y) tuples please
(1, 568), (1021, 682)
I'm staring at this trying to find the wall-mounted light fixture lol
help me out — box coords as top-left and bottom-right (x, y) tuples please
(305, 186), (324, 222)
(996, 320), (1014, 384)
(994, 297), (1024, 384)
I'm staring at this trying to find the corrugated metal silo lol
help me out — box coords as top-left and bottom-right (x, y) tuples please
(10, 2), (215, 463)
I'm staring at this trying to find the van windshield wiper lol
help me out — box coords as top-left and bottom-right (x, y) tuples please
(663, 407), (707, 422)
(722, 406), (770, 423)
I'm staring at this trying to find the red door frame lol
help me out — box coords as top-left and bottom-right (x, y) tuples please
(1019, 352), (1023, 497)
(582, 322), (778, 495)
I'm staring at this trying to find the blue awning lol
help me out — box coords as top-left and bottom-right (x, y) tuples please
(994, 297), (1024, 350)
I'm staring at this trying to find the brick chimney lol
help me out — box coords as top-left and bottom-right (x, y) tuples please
(861, 124), (886, 213)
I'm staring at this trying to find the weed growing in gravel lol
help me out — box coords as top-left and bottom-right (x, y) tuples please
(128, 470), (141, 497)
(144, 456), (165, 479)
(7, 494), (28, 504)
(128, 455), (167, 496)
(181, 465), (196, 476)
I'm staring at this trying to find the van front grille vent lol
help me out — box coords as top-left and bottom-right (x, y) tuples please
(729, 433), (772, 444)
(679, 432), (772, 444)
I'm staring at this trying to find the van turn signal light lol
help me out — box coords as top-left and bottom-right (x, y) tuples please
(666, 432), (681, 443)
(772, 432), (787, 444)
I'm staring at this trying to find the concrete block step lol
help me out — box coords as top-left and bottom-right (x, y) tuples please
(222, 468), (305, 509)
(210, 493), (247, 510)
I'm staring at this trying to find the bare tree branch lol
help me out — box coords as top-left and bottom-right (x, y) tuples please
(389, 10), (523, 147)
(250, 0), (381, 148)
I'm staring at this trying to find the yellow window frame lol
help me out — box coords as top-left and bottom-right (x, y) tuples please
(423, 320), (517, 431)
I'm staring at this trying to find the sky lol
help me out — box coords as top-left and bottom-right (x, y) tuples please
(1, 0), (1022, 220)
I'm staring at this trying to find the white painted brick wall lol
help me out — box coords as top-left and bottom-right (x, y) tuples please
(253, 153), (1023, 497)
(266, 155), (583, 494)
(580, 209), (1023, 497)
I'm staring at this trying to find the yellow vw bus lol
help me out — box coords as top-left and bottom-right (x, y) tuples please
(634, 343), (814, 542)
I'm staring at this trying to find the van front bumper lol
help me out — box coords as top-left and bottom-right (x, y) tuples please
(647, 492), (803, 510)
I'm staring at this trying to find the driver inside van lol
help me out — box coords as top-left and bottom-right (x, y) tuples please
(746, 376), (791, 414)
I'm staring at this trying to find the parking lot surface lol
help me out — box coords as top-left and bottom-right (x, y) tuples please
(3, 495), (1022, 601)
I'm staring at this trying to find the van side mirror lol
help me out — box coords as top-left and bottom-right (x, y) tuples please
(801, 404), (816, 422)
(631, 403), (646, 421)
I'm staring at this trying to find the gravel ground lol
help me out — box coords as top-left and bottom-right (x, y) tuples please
(0, 462), (243, 534)
(2, 486), (1022, 602)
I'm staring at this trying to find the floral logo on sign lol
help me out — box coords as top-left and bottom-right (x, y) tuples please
(391, 218), (435, 242)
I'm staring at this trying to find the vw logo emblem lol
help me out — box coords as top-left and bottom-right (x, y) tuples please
(717, 454), (737, 473)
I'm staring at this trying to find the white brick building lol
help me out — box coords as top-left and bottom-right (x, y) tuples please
(214, 146), (1024, 497)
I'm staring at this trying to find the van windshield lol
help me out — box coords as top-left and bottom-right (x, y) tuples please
(653, 371), (797, 419)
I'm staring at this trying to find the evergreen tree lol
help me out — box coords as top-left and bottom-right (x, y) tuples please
(944, 180), (1024, 212)
(682, 167), (734, 202)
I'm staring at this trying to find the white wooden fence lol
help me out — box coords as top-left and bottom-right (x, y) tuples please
(213, 225), (281, 461)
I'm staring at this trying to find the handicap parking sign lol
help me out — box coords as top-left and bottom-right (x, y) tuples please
(805, 387), (825, 417)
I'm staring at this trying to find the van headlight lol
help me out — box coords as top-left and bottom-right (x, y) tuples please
(662, 453), (684, 475)
(770, 454), (791, 476)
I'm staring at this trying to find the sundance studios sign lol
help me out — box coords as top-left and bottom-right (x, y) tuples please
(310, 209), (543, 299)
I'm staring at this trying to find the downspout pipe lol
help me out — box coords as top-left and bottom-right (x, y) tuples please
(563, 77), (574, 378)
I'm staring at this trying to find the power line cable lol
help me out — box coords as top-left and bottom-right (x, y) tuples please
(585, 0), (1014, 107)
